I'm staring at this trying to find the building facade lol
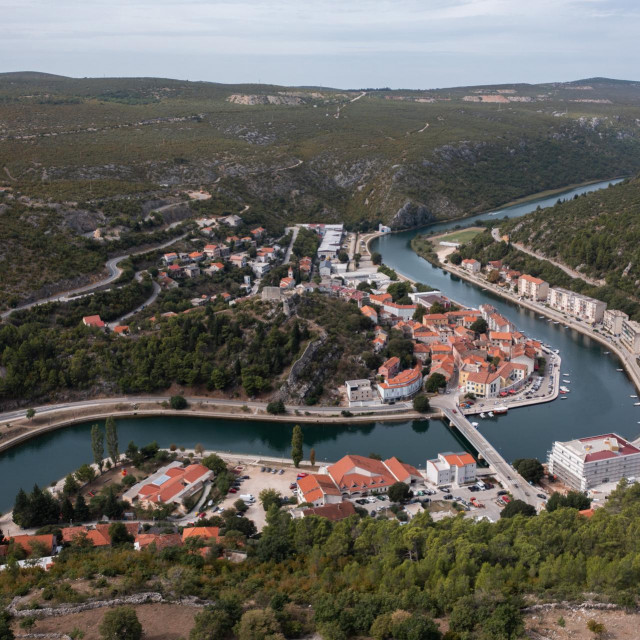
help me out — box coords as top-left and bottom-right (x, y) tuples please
(621, 318), (640, 355)
(518, 274), (549, 301)
(426, 452), (477, 486)
(548, 433), (640, 491)
(548, 287), (607, 324)
(603, 309), (628, 336)
(345, 379), (376, 404)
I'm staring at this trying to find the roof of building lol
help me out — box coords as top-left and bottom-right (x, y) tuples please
(302, 501), (357, 521)
(519, 274), (545, 285)
(182, 527), (221, 543)
(83, 315), (105, 328)
(442, 452), (476, 467)
(133, 463), (211, 504)
(467, 370), (500, 385)
(384, 456), (421, 483)
(135, 533), (183, 550)
(561, 433), (640, 463)
(327, 455), (397, 492)
(10, 534), (54, 555)
(297, 474), (341, 503)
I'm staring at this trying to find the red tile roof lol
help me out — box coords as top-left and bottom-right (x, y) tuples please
(181, 527), (221, 543)
(302, 501), (357, 521)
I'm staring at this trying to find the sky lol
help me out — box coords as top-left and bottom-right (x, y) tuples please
(1, 0), (639, 89)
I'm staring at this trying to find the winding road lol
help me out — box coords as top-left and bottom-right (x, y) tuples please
(1, 232), (188, 320)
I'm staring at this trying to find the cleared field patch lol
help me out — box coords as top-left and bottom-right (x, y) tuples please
(430, 226), (485, 245)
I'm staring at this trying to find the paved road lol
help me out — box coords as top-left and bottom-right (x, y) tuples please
(106, 272), (161, 330)
(491, 227), (604, 287)
(1, 233), (188, 320)
(0, 395), (413, 425)
(283, 226), (300, 264)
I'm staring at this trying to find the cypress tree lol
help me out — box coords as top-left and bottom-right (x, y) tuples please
(291, 425), (303, 468)
(105, 416), (119, 465)
(91, 423), (104, 472)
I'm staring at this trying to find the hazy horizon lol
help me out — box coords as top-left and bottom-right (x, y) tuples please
(2, 0), (639, 90)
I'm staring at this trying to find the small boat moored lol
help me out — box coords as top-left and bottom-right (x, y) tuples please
(479, 412), (486, 418)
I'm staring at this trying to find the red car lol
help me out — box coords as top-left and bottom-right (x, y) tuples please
(452, 409), (457, 414)
(229, 488), (237, 493)
(501, 495), (511, 504)
(297, 473), (308, 479)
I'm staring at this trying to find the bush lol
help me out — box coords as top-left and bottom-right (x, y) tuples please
(413, 395), (430, 413)
(266, 400), (286, 415)
(99, 607), (142, 640)
(170, 395), (188, 410)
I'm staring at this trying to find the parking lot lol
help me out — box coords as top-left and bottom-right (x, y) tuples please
(213, 462), (302, 531)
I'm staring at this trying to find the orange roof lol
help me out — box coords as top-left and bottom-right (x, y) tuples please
(83, 315), (105, 328)
(384, 456), (421, 483)
(114, 325), (129, 334)
(378, 365), (423, 390)
(370, 293), (392, 304)
(361, 305), (377, 317)
(520, 274), (544, 284)
(381, 356), (399, 369)
(443, 453), (476, 467)
(137, 464), (211, 504)
(467, 371), (500, 385)
(61, 526), (89, 543)
(11, 534), (54, 555)
(490, 331), (513, 341)
(182, 527), (221, 543)
(579, 508), (596, 518)
(189, 251), (203, 258)
(297, 474), (341, 503)
(328, 455), (397, 492)
(135, 533), (183, 550)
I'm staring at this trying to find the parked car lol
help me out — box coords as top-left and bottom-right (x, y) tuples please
(228, 488), (237, 493)
(297, 473), (308, 478)
(501, 495), (511, 504)
(497, 490), (508, 496)
(536, 493), (547, 500)
(260, 467), (266, 472)
(289, 483), (297, 490)
(279, 469), (284, 475)
(443, 494), (453, 500)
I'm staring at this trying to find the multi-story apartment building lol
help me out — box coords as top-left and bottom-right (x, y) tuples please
(548, 287), (607, 324)
(621, 318), (640, 355)
(517, 274), (549, 301)
(603, 309), (628, 336)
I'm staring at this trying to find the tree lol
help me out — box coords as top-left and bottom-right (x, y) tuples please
(63, 474), (79, 496)
(170, 395), (188, 410)
(91, 424), (104, 472)
(266, 400), (286, 415)
(61, 496), (75, 523)
(235, 609), (282, 640)
(371, 251), (382, 265)
(0, 612), (14, 640)
(99, 607), (142, 640)
(259, 488), (282, 512)
(425, 373), (447, 393)
(587, 619), (606, 638)
(203, 453), (227, 474)
(75, 464), (96, 484)
(338, 251), (349, 263)
(388, 482), (411, 503)
(291, 424), (303, 468)
(309, 448), (316, 466)
(512, 458), (544, 484)
(25, 408), (35, 421)
(194, 443), (205, 456)
(449, 252), (462, 265)
(413, 306), (426, 322)
(105, 416), (119, 466)
(190, 608), (233, 640)
(109, 522), (134, 545)
(470, 318), (488, 334)
(74, 494), (90, 522)
(234, 499), (249, 513)
(546, 491), (591, 512)
(501, 499), (536, 519)
(413, 395), (430, 413)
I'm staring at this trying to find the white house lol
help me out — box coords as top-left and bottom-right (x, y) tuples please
(426, 452), (477, 486)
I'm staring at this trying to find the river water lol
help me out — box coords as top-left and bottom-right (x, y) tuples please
(0, 179), (630, 511)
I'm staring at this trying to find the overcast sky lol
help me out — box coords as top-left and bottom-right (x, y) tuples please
(1, 0), (638, 88)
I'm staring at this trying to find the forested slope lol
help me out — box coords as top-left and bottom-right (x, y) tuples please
(500, 176), (640, 299)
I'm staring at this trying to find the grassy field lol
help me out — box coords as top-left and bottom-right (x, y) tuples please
(430, 227), (485, 245)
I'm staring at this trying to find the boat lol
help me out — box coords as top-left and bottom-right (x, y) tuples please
(471, 422), (479, 428)
(479, 412), (486, 418)
(539, 316), (545, 319)
(635, 403), (640, 407)
(561, 396), (568, 399)
(563, 380), (571, 384)
(493, 405), (508, 415)
(631, 395), (638, 399)
(488, 411), (494, 418)
(553, 321), (559, 324)
(604, 351), (610, 355)
(617, 368), (624, 372)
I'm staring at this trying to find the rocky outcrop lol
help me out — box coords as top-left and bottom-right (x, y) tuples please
(227, 94), (305, 106)
(8, 591), (210, 619)
(389, 201), (437, 229)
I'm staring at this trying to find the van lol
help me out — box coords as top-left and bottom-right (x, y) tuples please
(240, 494), (255, 502)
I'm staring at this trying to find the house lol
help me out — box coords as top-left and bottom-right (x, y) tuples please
(168, 264), (183, 278)
(229, 254), (247, 269)
(252, 262), (271, 277)
(319, 260), (332, 277)
(183, 264), (200, 278)
(461, 259), (481, 274)
(221, 214), (242, 227)
(251, 227), (265, 239)
(548, 433), (640, 491)
(181, 527), (221, 543)
(10, 534), (56, 556)
(378, 356), (400, 378)
(382, 300), (417, 321)
(82, 315), (105, 329)
(61, 523), (139, 547)
(123, 461), (213, 512)
(377, 365), (423, 403)
(279, 276), (295, 290)
(203, 244), (221, 258)
(517, 274), (549, 301)
(163, 252), (178, 264)
(189, 251), (205, 262)
(113, 325), (129, 335)
(134, 533), (183, 551)
(426, 452), (477, 486)
(207, 262), (225, 273)
(345, 379), (376, 404)
(299, 501), (357, 521)
(296, 474), (343, 507)
(465, 370), (500, 398)
(360, 305), (378, 324)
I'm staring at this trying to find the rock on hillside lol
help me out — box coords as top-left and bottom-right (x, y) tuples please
(227, 94), (305, 106)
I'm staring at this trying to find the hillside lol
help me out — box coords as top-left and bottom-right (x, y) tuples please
(499, 176), (640, 299)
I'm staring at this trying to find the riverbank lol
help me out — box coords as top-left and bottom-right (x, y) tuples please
(0, 397), (432, 455)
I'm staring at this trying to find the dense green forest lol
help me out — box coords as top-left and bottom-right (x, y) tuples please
(499, 177), (640, 298)
(0, 294), (373, 406)
(4, 480), (640, 639)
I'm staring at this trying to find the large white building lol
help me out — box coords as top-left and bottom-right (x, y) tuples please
(377, 365), (423, 403)
(345, 379), (376, 404)
(518, 274), (549, 301)
(548, 287), (606, 324)
(621, 318), (640, 356)
(548, 433), (640, 491)
(426, 452), (477, 486)
(603, 309), (628, 336)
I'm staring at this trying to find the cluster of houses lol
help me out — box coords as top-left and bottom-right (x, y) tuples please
(464, 258), (640, 357)
(0, 523), (224, 571)
(295, 452), (477, 508)
(344, 286), (544, 405)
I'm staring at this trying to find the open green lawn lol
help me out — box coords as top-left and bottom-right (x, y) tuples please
(431, 226), (485, 245)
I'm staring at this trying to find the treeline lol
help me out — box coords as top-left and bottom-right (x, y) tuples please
(5, 480), (640, 639)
